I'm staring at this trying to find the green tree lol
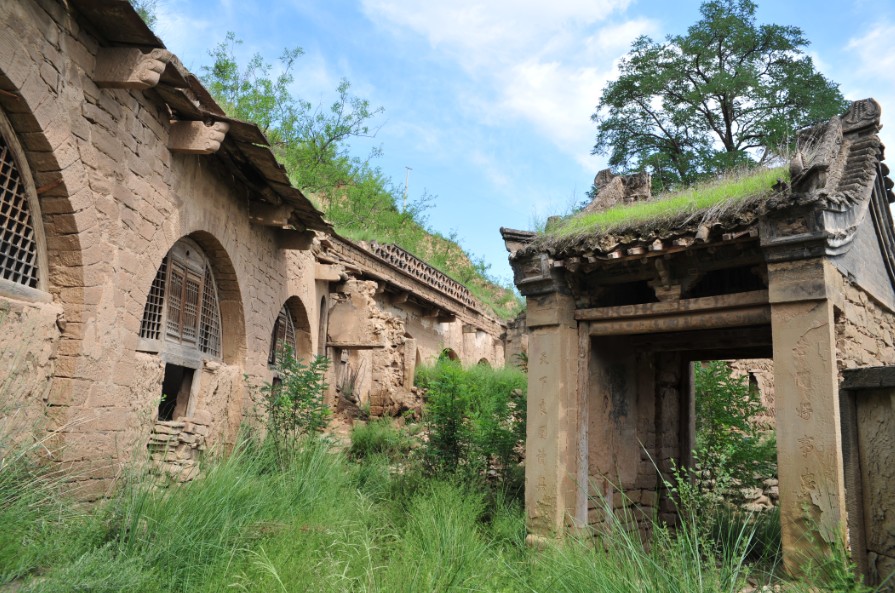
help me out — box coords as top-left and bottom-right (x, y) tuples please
(129, 0), (158, 28)
(202, 32), (383, 197)
(592, 0), (847, 192)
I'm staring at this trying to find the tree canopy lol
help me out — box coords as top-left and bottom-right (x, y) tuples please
(591, 0), (847, 192)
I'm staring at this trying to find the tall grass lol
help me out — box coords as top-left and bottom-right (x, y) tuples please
(2, 431), (875, 592)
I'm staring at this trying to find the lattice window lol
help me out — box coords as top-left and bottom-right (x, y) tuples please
(199, 267), (222, 358)
(0, 134), (39, 288)
(139, 258), (168, 340)
(139, 238), (222, 359)
(268, 305), (296, 365)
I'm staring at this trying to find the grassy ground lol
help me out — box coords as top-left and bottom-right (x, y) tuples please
(0, 363), (874, 593)
(1, 431), (871, 593)
(546, 166), (787, 239)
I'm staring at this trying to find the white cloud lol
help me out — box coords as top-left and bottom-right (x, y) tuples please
(841, 20), (895, 150)
(153, 0), (216, 66)
(361, 0), (656, 174)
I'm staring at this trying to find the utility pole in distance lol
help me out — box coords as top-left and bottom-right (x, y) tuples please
(403, 166), (412, 212)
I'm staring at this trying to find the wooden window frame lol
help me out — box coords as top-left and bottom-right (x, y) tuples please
(138, 238), (222, 365)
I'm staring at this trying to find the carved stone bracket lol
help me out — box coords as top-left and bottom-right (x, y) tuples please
(168, 121), (229, 154)
(94, 48), (172, 90)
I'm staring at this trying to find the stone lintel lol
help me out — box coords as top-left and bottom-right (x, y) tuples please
(576, 290), (769, 321)
(841, 366), (895, 391)
(248, 202), (291, 227)
(768, 258), (842, 307)
(168, 121), (229, 154)
(93, 48), (172, 90)
(587, 306), (770, 336)
(0, 278), (53, 303)
(326, 341), (384, 350)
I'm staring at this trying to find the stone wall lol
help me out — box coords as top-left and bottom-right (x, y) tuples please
(326, 278), (506, 416)
(852, 388), (895, 589)
(0, 0), (508, 496)
(505, 312), (528, 369)
(727, 358), (775, 428)
(836, 278), (895, 370)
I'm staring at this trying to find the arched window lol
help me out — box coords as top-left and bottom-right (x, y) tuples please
(139, 238), (222, 359)
(0, 117), (42, 291)
(268, 304), (297, 365)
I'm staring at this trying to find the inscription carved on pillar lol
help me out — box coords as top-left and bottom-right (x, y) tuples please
(94, 48), (172, 90)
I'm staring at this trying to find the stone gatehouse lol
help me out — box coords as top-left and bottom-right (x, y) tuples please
(0, 0), (506, 498)
(502, 99), (895, 575)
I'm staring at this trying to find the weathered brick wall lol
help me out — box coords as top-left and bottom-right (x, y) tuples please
(836, 278), (895, 369)
(0, 0), (327, 498)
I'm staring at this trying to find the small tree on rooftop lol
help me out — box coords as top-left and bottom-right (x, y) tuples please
(592, 0), (847, 193)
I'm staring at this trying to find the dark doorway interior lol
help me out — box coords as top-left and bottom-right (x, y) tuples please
(159, 363), (195, 421)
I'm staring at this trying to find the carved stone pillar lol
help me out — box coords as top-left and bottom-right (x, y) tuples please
(525, 288), (583, 536)
(769, 258), (847, 572)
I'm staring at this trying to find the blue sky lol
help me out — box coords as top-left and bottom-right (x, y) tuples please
(152, 0), (895, 286)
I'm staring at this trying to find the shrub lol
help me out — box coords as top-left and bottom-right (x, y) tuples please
(256, 346), (331, 466)
(694, 361), (776, 490)
(422, 362), (471, 474)
(417, 361), (526, 490)
(348, 419), (413, 461)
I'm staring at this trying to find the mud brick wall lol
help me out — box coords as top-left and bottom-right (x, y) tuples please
(728, 358), (776, 428)
(0, 0), (326, 499)
(0, 298), (63, 447)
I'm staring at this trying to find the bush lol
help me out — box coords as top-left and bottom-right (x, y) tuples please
(417, 360), (526, 490)
(694, 361), (776, 490)
(348, 419), (413, 461)
(256, 346), (331, 466)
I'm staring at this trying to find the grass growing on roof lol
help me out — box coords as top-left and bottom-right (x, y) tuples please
(548, 166), (788, 238)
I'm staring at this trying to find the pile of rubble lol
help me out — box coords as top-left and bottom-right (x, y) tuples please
(147, 411), (212, 482)
(740, 478), (779, 512)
